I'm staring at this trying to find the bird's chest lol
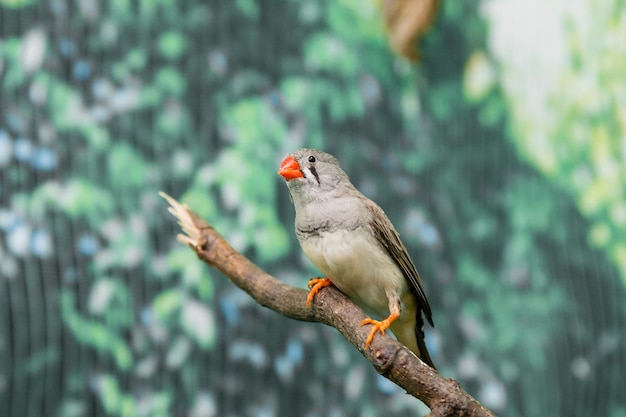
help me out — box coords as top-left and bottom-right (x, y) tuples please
(299, 228), (405, 318)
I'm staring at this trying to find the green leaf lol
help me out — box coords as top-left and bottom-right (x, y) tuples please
(254, 223), (290, 261)
(181, 299), (216, 349)
(32, 73), (111, 149)
(463, 51), (496, 102)
(107, 143), (149, 189)
(137, 85), (162, 109)
(88, 278), (134, 328)
(119, 396), (137, 417)
(326, 0), (383, 41)
(126, 48), (148, 70)
(0, 39), (27, 89)
(153, 289), (184, 322)
(158, 31), (187, 60)
(28, 179), (115, 227)
(280, 77), (312, 111)
(181, 188), (217, 221)
(235, 0), (259, 19)
(155, 67), (187, 96)
(165, 336), (192, 369)
(304, 33), (358, 76)
(60, 291), (133, 370)
(0, 0), (38, 8)
(99, 375), (122, 413)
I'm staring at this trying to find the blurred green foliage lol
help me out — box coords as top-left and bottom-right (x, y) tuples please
(0, 1), (624, 417)
(485, 0), (626, 284)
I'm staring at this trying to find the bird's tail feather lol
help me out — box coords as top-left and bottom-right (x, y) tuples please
(390, 318), (436, 369)
(414, 326), (436, 369)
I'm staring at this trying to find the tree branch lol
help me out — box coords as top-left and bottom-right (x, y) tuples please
(160, 192), (496, 417)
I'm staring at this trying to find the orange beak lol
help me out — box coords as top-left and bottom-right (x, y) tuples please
(278, 156), (303, 180)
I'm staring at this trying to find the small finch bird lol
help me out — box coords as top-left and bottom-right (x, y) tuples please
(278, 148), (435, 368)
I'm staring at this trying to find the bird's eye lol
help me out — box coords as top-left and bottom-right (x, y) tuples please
(308, 155), (316, 163)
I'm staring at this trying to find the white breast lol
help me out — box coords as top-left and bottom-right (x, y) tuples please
(299, 227), (409, 318)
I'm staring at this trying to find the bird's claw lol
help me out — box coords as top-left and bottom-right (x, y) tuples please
(360, 312), (399, 348)
(306, 277), (333, 306)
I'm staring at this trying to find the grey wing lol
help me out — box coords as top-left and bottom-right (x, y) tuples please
(366, 199), (434, 327)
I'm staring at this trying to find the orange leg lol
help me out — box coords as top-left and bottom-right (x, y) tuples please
(360, 311), (400, 348)
(306, 277), (333, 306)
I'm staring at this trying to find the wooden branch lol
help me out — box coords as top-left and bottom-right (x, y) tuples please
(160, 192), (496, 417)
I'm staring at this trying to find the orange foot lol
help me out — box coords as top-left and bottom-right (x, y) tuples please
(360, 312), (400, 348)
(306, 277), (333, 306)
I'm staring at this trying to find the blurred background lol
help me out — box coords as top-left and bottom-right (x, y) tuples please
(1, 0), (625, 416)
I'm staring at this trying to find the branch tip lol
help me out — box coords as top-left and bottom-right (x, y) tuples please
(159, 191), (202, 245)
(176, 233), (197, 247)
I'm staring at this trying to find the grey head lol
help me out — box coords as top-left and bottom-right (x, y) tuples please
(277, 148), (357, 206)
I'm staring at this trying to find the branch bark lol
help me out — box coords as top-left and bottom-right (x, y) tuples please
(160, 192), (496, 417)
